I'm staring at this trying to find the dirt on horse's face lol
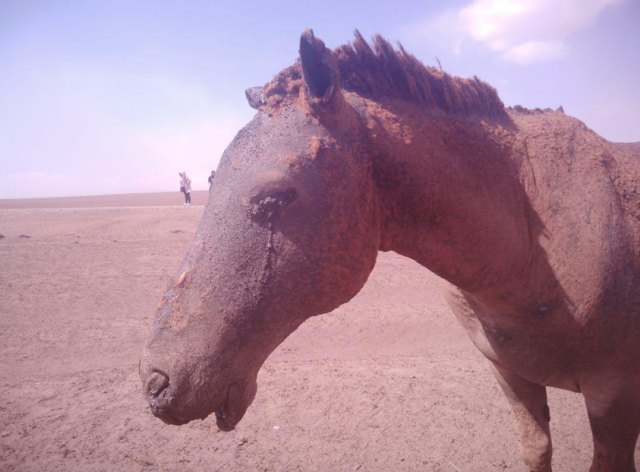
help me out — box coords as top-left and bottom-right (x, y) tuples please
(140, 30), (380, 430)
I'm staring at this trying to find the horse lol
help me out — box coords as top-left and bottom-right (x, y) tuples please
(140, 29), (640, 471)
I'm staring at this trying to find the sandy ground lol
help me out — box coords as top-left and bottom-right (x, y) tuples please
(0, 193), (635, 471)
(0, 190), (210, 209)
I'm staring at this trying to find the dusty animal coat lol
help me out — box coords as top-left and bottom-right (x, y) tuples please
(141, 30), (640, 472)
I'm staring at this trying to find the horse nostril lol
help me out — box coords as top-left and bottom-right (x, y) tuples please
(146, 371), (170, 397)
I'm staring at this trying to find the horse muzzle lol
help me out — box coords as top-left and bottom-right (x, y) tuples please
(139, 358), (255, 430)
(139, 360), (195, 426)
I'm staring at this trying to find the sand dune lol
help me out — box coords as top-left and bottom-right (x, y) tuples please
(0, 193), (631, 471)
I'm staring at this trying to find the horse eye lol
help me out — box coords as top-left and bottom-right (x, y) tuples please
(250, 187), (299, 223)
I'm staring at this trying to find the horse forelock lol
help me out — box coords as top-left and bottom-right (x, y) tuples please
(262, 31), (506, 118)
(263, 63), (303, 108)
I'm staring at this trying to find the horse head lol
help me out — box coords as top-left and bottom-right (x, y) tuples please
(140, 29), (380, 431)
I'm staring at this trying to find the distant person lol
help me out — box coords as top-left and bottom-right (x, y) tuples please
(179, 172), (191, 206)
(208, 170), (216, 191)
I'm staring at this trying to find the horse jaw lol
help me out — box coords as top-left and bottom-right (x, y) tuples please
(214, 380), (258, 431)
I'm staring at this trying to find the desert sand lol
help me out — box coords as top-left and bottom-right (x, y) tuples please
(0, 192), (635, 471)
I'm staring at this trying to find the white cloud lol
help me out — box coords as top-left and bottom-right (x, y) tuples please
(461, 0), (534, 45)
(104, 175), (123, 186)
(128, 116), (245, 192)
(417, 0), (624, 64)
(453, 37), (464, 55)
(0, 172), (79, 198)
(501, 40), (571, 64)
(7, 171), (66, 181)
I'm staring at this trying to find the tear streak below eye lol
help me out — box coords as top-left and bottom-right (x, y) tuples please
(251, 187), (299, 222)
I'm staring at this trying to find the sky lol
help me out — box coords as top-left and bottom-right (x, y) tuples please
(0, 0), (638, 199)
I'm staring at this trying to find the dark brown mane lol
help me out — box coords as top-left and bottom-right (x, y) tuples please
(265, 30), (505, 117)
(336, 31), (505, 116)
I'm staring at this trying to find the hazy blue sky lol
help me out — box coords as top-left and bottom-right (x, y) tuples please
(1, 0), (638, 198)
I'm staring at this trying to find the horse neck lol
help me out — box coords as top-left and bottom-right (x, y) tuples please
(361, 99), (531, 296)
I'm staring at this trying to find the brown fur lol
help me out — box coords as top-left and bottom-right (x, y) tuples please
(265, 31), (505, 118)
(141, 30), (640, 472)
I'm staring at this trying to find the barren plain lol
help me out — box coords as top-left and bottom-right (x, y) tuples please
(0, 192), (635, 471)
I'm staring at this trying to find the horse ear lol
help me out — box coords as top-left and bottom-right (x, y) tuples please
(245, 87), (266, 109)
(299, 29), (339, 103)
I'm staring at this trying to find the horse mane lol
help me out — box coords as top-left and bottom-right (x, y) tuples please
(336, 30), (505, 116)
(265, 30), (506, 118)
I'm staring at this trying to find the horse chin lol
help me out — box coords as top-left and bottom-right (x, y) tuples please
(214, 404), (239, 432)
(214, 380), (258, 432)
(157, 409), (192, 426)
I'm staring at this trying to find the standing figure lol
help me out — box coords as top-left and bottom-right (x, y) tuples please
(179, 172), (191, 206)
(208, 170), (216, 191)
